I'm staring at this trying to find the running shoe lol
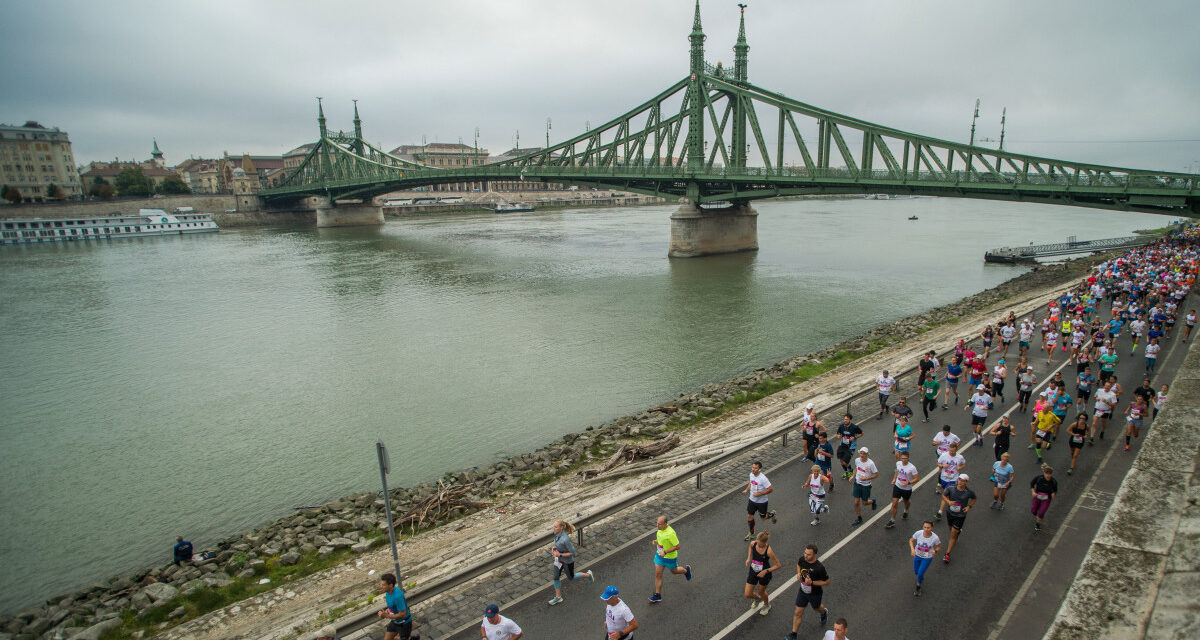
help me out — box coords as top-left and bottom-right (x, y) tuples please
(811, 518), (820, 526)
(1034, 522), (1042, 532)
(942, 403), (948, 410)
(943, 553), (951, 564)
(684, 565), (692, 581)
(1125, 444), (1131, 451)
(1067, 468), (1074, 476)
(990, 500), (998, 509)
(548, 596), (563, 606)
(786, 633), (799, 640)
(1028, 443), (1035, 449)
(885, 519), (895, 529)
(998, 502), (1005, 510)
(1088, 437), (1095, 446)
(851, 517), (863, 527)
(770, 510), (777, 524)
(933, 511), (942, 521)
(820, 609), (828, 625)
(870, 499), (877, 511)
(751, 600), (762, 610)
(744, 532), (754, 541)
(758, 604), (772, 616)
(903, 510), (909, 519)
(586, 570), (595, 583)
(647, 594), (662, 603)
(914, 585), (922, 597)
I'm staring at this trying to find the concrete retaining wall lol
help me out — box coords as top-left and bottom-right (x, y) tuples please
(0, 194), (245, 218)
(1044, 339), (1200, 639)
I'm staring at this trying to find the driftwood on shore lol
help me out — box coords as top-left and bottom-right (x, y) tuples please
(579, 433), (682, 478)
(392, 482), (491, 532)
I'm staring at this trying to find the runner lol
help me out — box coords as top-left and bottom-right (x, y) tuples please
(991, 359), (1007, 404)
(799, 402), (822, 462)
(1019, 318), (1035, 357)
(934, 474), (977, 563)
(990, 452), (1014, 509)
(481, 604), (523, 640)
(1155, 383), (1169, 419)
(548, 520), (595, 605)
(932, 424), (961, 458)
(1129, 313), (1147, 353)
(1098, 347), (1119, 384)
(964, 384), (994, 445)
(1032, 404), (1061, 463)
(822, 619), (850, 640)
(850, 448), (878, 527)
(876, 369), (896, 419)
(1000, 321), (1016, 358)
(980, 324), (995, 359)
(935, 442), (966, 496)
(743, 531), (781, 616)
(377, 573), (418, 640)
(741, 461), (777, 541)
(807, 465), (832, 526)
(601, 586), (638, 640)
(885, 451), (919, 529)
(918, 351), (936, 389)
(1051, 384), (1073, 441)
(1091, 379), (1119, 443)
(890, 397), (913, 434)
(893, 415), (913, 461)
(1075, 365), (1095, 413)
(1066, 414), (1088, 475)
(988, 415), (1014, 462)
(921, 373), (940, 422)
(909, 521), (942, 597)
(1184, 309), (1196, 341)
(835, 414), (863, 481)
(1016, 365), (1037, 413)
(1045, 326), (1059, 364)
(943, 355), (963, 408)
(1124, 394), (1148, 452)
(1145, 337), (1161, 374)
(814, 432), (835, 491)
(647, 515), (690, 603)
(1030, 464), (1058, 532)
(785, 544), (830, 639)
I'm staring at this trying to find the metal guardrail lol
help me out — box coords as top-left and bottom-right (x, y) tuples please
(325, 301), (1040, 638)
(985, 235), (1154, 262)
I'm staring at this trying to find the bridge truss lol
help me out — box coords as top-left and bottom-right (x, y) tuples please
(263, 3), (1198, 216)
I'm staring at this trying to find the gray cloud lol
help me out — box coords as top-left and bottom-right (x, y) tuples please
(2, 0), (1197, 171)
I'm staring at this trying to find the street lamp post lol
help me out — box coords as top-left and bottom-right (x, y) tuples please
(376, 441), (403, 581)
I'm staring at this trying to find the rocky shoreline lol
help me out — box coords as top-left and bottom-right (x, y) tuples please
(0, 255), (1107, 640)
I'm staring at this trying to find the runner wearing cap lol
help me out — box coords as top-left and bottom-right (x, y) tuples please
(850, 448), (878, 527)
(935, 442), (965, 496)
(822, 618), (850, 640)
(990, 452), (1014, 509)
(807, 464), (832, 526)
(991, 359), (1007, 404)
(876, 369), (896, 419)
(647, 515), (690, 603)
(834, 414), (862, 481)
(785, 544), (830, 639)
(885, 451), (918, 529)
(988, 415), (1014, 462)
(943, 355), (963, 409)
(909, 521), (942, 596)
(481, 604), (523, 640)
(601, 586), (638, 640)
(935, 474), (977, 563)
(1030, 465), (1058, 532)
(377, 573), (417, 640)
(743, 531), (782, 615)
(964, 384), (994, 445)
(742, 461), (777, 541)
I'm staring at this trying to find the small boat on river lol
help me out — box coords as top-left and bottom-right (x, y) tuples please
(1, 208), (218, 246)
(908, 216), (919, 220)
(493, 202), (535, 213)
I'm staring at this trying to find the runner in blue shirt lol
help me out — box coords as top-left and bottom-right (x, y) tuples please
(942, 357), (964, 409)
(377, 573), (416, 640)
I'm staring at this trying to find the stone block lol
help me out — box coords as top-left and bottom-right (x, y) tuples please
(320, 519), (352, 532)
(142, 583), (177, 604)
(66, 618), (120, 640)
(278, 551), (301, 566)
(1094, 464), (1188, 555)
(1144, 571), (1200, 640)
(1047, 544), (1165, 640)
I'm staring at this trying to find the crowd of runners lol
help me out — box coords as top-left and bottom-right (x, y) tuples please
(373, 229), (1197, 640)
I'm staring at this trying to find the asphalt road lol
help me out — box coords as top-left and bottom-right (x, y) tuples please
(448, 299), (1191, 640)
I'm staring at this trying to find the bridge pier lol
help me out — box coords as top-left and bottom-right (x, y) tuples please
(315, 202), (384, 228)
(668, 199), (758, 258)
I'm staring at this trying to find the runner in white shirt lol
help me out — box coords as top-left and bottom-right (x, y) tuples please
(1144, 338), (1161, 374)
(822, 618), (850, 640)
(741, 461), (776, 540)
(935, 442), (965, 496)
(1091, 381), (1119, 444)
(1000, 323), (1017, 358)
(850, 448), (879, 527)
(806, 465), (831, 526)
(909, 521), (942, 596)
(1183, 310), (1196, 342)
(885, 451), (919, 529)
(931, 424), (961, 457)
(481, 604), (524, 640)
(876, 370), (896, 418)
(601, 587), (637, 640)
(1129, 316), (1147, 353)
(1019, 321), (1035, 357)
(963, 384), (993, 444)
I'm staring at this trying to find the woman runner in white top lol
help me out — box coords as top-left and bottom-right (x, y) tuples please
(909, 521), (942, 596)
(807, 465), (831, 526)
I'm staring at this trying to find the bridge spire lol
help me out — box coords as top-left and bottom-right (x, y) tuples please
(686, 0), (706, 174)
(317, 97), (327, 139)
(352, 99), (363, 153)
(734, 3), (748, 84)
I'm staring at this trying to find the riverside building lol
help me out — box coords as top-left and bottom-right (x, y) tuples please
(0, 121), (82, 202)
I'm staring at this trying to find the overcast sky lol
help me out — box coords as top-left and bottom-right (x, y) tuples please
(2, 0), (1197, 172)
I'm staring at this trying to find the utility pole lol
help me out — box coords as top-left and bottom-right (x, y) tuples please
(375, 441), (403, 582)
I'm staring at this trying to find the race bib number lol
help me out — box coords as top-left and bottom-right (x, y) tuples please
(750, 560), (764, 572)
(800, 582), (812, 594)
(1036, 492), (1049, 501)
(1072, 436), (1084, 443)
(949, 503), (962, 513)
(1036, 430), (1048, 439)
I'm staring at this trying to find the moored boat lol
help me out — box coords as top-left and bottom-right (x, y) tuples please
(1, 209), (219, 246)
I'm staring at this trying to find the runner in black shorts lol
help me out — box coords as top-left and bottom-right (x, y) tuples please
(1066, 414), (1088, 475)
(937, 474), (977, 564)
(744, 531), (781, 615)
(786, 544), (830, 640)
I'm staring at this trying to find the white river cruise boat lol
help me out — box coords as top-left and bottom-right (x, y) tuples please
(1, 208), (219, 246)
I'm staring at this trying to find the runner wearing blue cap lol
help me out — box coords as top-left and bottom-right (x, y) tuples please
(601, 586), (638, 640)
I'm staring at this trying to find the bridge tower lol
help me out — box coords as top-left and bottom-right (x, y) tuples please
(312, 98), (383, 227)
(352, 100), (364, 155)
(670, 1), (758, 258)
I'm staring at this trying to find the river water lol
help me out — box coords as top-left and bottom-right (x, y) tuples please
(0, 197), (1166, 611)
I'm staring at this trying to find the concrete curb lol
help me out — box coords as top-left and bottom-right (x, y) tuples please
(1044, 338), (1200, 640)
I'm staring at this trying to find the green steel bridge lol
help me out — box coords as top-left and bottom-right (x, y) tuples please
(260, 2), (1199, 219)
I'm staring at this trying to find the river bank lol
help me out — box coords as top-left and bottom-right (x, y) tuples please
(0, 245), (1119, 640)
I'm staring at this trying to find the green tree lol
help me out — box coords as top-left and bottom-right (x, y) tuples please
(114, 167), (153, 197)
(156, 174), (191, 194)
(2, 185), (21, 204)
(88, 177), (114, 199)
(45, 183), (65, 199)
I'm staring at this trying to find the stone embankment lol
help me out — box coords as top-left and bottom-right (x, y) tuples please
(0, 256), (1104, 640)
